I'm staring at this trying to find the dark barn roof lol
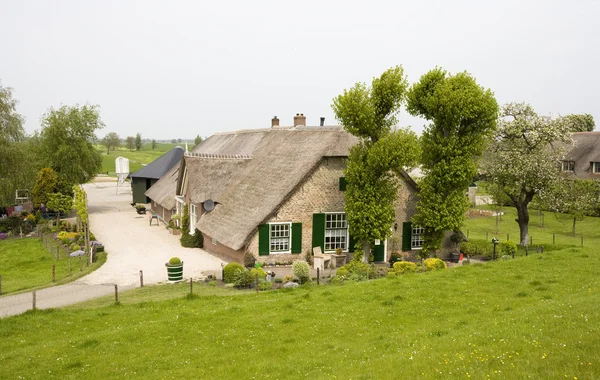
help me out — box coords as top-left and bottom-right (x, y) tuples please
(130, 146), (185, 180)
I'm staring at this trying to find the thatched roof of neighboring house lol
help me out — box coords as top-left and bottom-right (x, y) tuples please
(145, 162), (180, 210)
(130, 146), (184, 179)
(563, 132), (600, 179)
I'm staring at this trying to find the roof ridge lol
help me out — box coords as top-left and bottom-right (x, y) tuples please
(184, 152), (253, 160)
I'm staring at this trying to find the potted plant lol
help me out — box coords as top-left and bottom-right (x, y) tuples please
(165, 257), (184, 282)
(135, 204), (147, 214)
(167, 219), (181, 235)
(331, 247), (347, 268)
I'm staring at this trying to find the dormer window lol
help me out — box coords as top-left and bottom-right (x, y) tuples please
(592, 162), (600, 173)
(562, 161), (575, 172)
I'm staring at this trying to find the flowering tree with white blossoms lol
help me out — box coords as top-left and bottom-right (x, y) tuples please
(483, 103), (573, 246)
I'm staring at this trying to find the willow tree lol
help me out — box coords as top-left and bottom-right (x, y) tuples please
(407, 68), (499, 254)
(482, 103), (572, 246)
(332, 66), (420, 263)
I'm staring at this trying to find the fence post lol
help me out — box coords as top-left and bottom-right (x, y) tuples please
(139, 270), (144, 287)
(553, 233), (555, 245)
(507, 233), (509, 241)
(32, 290), (37, 310)
(69, 259), (72, 276)
(114, 284), (119, 304)
(0, 274), (2, 295)
(317, 268), (320, 285)
(581, 236), (584, 247)
(52, 264), (55, 282)
(189, 278), (193, 294)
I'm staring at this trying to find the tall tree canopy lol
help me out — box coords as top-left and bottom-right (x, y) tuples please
(333, 66), (420, 263)
(406, 68), (499, 254)
(102, 132), (120, 154)
(38, 104), (104, 190)
(126, 136), (135, 151)
(564, 114), (595, 132)
(195, 134), (203, 145)
(135, 133), (142, 151)
(0, 82), (38, 206)
(482, 102), (572, 246)
(31, 168), (58, 207)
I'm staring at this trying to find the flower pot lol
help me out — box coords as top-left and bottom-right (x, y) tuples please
(166, 263), (184, 282)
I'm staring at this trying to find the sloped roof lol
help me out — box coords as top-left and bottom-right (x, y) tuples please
(564, 132), (600, 179)
(144, 162), (180, 210)
(130, 146), (185, 179)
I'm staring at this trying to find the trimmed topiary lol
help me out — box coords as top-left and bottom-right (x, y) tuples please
(393, 261), (417, 274)
(423, 258), (446, 271)
(292, 260), (310, 284)
(223, 262), (245, 283)
(250, 267), (267, 280)
(168, 257), (182, 266)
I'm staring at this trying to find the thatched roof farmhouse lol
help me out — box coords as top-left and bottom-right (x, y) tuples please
(146, 116), (420, 264)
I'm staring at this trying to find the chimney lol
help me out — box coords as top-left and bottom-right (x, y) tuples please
(320, 117), (325, 127)
(271, 116), (279, 128)
(293, 113), (306, 127)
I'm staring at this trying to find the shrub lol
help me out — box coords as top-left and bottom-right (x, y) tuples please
(393, 261), (417, 274)
(168, 257), (182, 266)
(208, 280), (217, 286)
(386, 272), (397, 279)
(423, 258), (446, 271)
(69, 243), (81, 251)
(250, 267), (267, 280)
(234, 270), (254, 288)
(336, 267), (349, 277)
(341, 259), (370, 278)
(223, 262), (245, 283)
(274, 278), (283, 284)
(500, 241), (517, 257)
(283, 275), (293, 283)
(180, 229), (204, 248)
(181, 204), (190, 235)
(292, 260), (310, 283)
(258, 281), (273, 291)
(329, 275), (344, 285)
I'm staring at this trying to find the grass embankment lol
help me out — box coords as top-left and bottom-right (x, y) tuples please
(1, 246), (598, 379)
(463, 205), (600, 250)
(98, 142), (194, 176)
(0, 237), (106, 294)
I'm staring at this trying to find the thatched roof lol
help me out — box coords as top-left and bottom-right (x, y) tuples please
(564, 132), (600, 178)
(181, 126), (356, 250)
(145, 162), (180, 210)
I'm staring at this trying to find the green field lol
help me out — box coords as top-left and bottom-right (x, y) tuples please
(98, 142), (194, 176)
(1, 245), (598, 379)
(0, 237), (106, 294)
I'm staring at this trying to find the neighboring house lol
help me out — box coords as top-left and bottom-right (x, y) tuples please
(146, 116), (420, 264)
(130, 146), (184, 204)
(561, 132), (600, 178)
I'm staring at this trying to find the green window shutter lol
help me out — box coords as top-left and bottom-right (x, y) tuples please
(339, 177), (347, 191)
(258, 224), (270, 255)
(401, 222), (412, 251)
(348, 231), (356, 253)
(291, 223), (302, 254)
(312, 213), (325, 252)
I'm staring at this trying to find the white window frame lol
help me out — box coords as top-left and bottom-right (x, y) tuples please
(190, 204), (197, 232)
(269, 222), (292, 254)
(325, 212), (349, 253)
(411, 226), (424, 250)
(592, 162), (600, 173)
(562, 161), (575, 172)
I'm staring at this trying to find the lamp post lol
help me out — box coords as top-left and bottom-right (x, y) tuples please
(491, 237), (499, 261)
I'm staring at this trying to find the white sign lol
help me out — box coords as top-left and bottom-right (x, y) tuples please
(375, 239), (381, 245)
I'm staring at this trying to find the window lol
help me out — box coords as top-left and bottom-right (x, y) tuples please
(190, 204), (197, 232)
(562, 161), (575, 172)
(411, 226), (424, 250)
(325, 213), (348, 251)
(593, 162), (600, 173)
(270, 223), (291, 253)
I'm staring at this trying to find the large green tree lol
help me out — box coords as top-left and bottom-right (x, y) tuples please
(482, 102), (572, 246)
(542, 179), (598, 236)
(31, 168), (58, 207)
(102, 132), (120, 154)
(332, 66), (420, 263)
(564, 114), (595, 132)
(135, 133), (142, 151)
(126, 136), (135, 151)
(406, 68), (499, 254)
(38, 104), (104, 189)
(0, 82), (39, 206)
(46, 192), (73, 227)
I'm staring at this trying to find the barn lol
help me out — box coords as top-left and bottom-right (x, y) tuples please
(129, 146), (184, 204)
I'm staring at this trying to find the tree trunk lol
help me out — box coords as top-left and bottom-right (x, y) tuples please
(516, 204), (530, 246)
(572, 217), (577, 236)
(362, 239), (371, 264)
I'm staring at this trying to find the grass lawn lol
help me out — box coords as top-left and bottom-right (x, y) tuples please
(98, 142), (194, 176)
(463, 205), (600, 250)
(0, 246), (598, 379)
(0, 237), (106, 294)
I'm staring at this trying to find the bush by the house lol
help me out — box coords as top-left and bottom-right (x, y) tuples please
(250, 267), (267, 280)
(500, 241), (517, 257)
(393, 261), (417, 274)
(460, 240), (493, 259)
(168, 257), (182, 266)
(336, 267), (349, 277)
(234, 270), (255, 288)
(223, 262), (245, 283)
(243, 251), (255, 267)
(292, 260), (310, 283)
(339, 259), (371, 279)
(423, 258), (446, 271)
(180, 228), (204, 248)
(258, 281), (272, 291)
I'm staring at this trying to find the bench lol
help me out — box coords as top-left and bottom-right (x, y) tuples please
(312, 246), (332, 271)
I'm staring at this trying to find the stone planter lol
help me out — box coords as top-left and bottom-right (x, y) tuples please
(331, 254), (347, 268)
(166, 263), (184, 282)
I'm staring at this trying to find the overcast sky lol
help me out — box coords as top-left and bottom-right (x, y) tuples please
(1, 0), (598, 140)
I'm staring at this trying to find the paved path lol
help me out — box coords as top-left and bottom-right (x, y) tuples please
(0, 179), (228, 318)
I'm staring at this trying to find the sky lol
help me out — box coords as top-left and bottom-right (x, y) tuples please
(1, 0), (599, 140)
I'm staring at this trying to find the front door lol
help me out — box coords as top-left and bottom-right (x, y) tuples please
(373, 241), (385, 262)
